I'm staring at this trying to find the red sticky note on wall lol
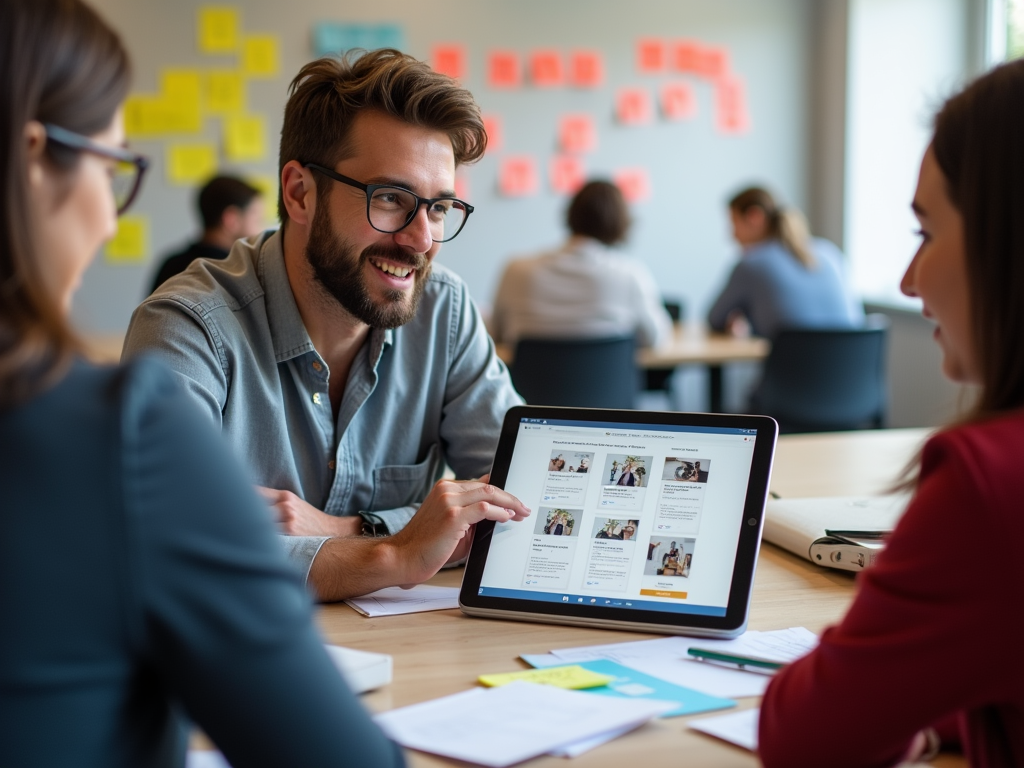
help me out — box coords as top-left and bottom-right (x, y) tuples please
(696, 46), (729, 80)
(636, 38), (666, 73)
(614, 168), (651, 203)
(482, 114), (503, 154)
(432, 44), (466, 80)
(530, 50), (564, 87)
(716, 75), (750, 134)
(558, 114), (597, 154)
(488, 51), (521, 89)
(455, 171), (470, 202)
(671, 40), (704, 73)
(499, 155), (539, 197)
(615, 87), (653, 126)
(568, 50), (604, 88)
(660, 81), (696, 121)
(550, 155), (586, 195)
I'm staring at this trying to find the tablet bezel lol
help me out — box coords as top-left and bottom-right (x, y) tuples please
(459, 406), (778, 638)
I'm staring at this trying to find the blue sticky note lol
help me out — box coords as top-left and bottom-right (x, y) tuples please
(519, 653), (565, 669)
(575, 659), (735, 718)
(312, 23), (405, 57)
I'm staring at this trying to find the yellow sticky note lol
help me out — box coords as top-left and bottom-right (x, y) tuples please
(105, 215), (148, 263)
(250, 174), (280, 224)
(159, 69), (203, 134)
(166, 144), (218, 184)
(124, 95), (166, 137)
(223, 114), (266, 161)
(478, 665), (614, 690)
(199, 6), (239, 53)
(243, 35), (280, 78)
(204, 70), (245, 113)
(162, 69), (202, 100)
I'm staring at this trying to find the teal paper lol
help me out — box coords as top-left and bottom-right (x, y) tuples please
(312, 23), (405, 58)
(576, 659), (735, 718)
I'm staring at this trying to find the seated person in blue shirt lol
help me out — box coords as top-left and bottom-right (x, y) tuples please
(149, 174), (266, 293)
(123, 49), (530, 602)
(707, 186), (863, 339)
(0, 1), (405, 764)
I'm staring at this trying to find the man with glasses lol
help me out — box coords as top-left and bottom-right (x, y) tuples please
(122, 49), (529, 601)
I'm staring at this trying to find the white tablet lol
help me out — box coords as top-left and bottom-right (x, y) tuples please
(460, 406), (778, 638)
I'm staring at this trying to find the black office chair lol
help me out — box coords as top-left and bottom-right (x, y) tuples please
(510, 336), (638, 409)
(751, 315), (889, 433)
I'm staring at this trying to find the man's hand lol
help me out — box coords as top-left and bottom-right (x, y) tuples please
(386, 476), (530, 587)
(257, 487), (361, 537)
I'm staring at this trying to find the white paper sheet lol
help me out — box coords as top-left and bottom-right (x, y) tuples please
(374, 681), (674, 767)
(688, 707), (760, 751)
(186, 751), (230, 768)
(345, 585), (460, 616)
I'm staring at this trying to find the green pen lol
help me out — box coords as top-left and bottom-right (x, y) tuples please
(686, 647), (785, 672)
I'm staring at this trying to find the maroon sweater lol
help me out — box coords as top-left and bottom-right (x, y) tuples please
(760, 413), (1024, 768)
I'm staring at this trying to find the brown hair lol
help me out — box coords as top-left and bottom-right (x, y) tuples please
(566, 180), (631, 246)
(0, 0), (130, 408)
(278, 48), (486, 224)
(729, 186), (816, 268)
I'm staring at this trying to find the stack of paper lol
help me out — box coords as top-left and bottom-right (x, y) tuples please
(375, 680), (676, 767)
(344, 585), (459, 616)
(324, 644), (393, 694)
(688, 708), (760, 751)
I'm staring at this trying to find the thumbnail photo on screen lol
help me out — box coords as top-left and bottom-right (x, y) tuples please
(644, 537), (696, 578)
(534, 507), (580, 537)
(602, 454), (653, 487)
(591, 517), (641, 541)
(548, 450), (594, 474)
(661, 457), (711, 483)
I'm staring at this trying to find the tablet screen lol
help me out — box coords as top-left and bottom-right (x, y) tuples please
(463, 408), (775, 632)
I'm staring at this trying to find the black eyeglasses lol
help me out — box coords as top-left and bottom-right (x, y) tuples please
(43, 123), (149, 215)
(305, 163), (474, 243)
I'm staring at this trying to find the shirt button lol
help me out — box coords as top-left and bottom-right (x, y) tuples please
(328, 460), (336, 470)
(312, 361), (323, 372)
(312, 392), (322, 405)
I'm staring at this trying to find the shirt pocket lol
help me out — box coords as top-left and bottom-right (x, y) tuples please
(369, 443), (442, 511)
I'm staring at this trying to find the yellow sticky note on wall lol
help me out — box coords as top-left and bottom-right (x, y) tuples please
(478, 665), (614, 690)
(224, 114), (266, 161)
(124, 95), (166, 137)
(250, 174), (280, 224)
(167, 144), (218, 184)
(204, 70), (245, 113)
(243, 35), (280, 78)
(159, 69), (203, 134)
(105, 216), (148, 263)
(199, 6), (240, 53)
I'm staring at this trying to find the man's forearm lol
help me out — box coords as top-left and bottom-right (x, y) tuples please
(306, 536), (403, 602)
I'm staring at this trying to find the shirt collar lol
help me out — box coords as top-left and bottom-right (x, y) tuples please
(256, 229), (395, 366)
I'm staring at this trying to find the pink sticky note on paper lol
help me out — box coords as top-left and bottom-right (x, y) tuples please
(615, 87), (653, 126)
(558, 114), (597, 154)
(568, 50), (604, 88)
(660, 81), (696, 121)
(488, 51), (521, 89)
(499, 156), (539, 197)
(670, 40), (704, 73)
(482, 114), (504, 154)
(614, 168), (651, 203)
(716, 76), (750, 134)
(530, 50), (564, 87)
(636, 38), (666, 73)
(432, 44), (466, 80)
(549, 155), (586, 195)
(696, 46), (729, 80)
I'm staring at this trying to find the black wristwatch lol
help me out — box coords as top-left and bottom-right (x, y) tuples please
(359, 512), (389, 538)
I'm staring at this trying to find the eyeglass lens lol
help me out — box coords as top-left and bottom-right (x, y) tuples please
(111, 160), (142, 214)
(368, 187), (468, 243)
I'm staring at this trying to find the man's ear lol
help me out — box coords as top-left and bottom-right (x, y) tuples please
(280, 161), (316, 227)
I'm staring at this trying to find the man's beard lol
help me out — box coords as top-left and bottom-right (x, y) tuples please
(304, 203), (431, 329)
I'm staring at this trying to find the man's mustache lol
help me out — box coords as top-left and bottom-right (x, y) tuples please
(360, 245), (427, 271)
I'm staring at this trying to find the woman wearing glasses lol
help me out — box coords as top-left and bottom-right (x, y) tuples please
(0, 2), (403, 766)
(759, 61), (1024, 767)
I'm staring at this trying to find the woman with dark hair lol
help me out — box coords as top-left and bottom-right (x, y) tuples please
(759, 60), (1024, 768)
(490, 179), (672, 347)
(0, 1), (403, 766)
(707, 186), (862, 338)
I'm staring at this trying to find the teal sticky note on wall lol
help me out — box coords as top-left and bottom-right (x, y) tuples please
(313, 23), (405, 57)
(576, 659), (735, 718)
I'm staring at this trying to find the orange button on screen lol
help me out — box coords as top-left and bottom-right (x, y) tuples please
(639, 589), (688, 600)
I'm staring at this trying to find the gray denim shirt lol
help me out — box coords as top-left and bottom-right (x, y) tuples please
(123, 229), (521, 580)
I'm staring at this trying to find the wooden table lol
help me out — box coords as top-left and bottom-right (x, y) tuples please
(496, 324), (770, 413)
(315, 427), (964, 767)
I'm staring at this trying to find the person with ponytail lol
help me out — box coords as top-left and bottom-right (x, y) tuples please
(759, 60), (1024, 768)
(707, 186), (862, 338)
(0, 1), (403, 765)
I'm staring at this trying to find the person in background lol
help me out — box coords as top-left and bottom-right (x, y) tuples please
(707, 187), (862, 339)
(759, 60), (1024, 768)
(149, 174), (265, 293)
(490, 179), (672, 348)
(0, 1), (403, 766)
